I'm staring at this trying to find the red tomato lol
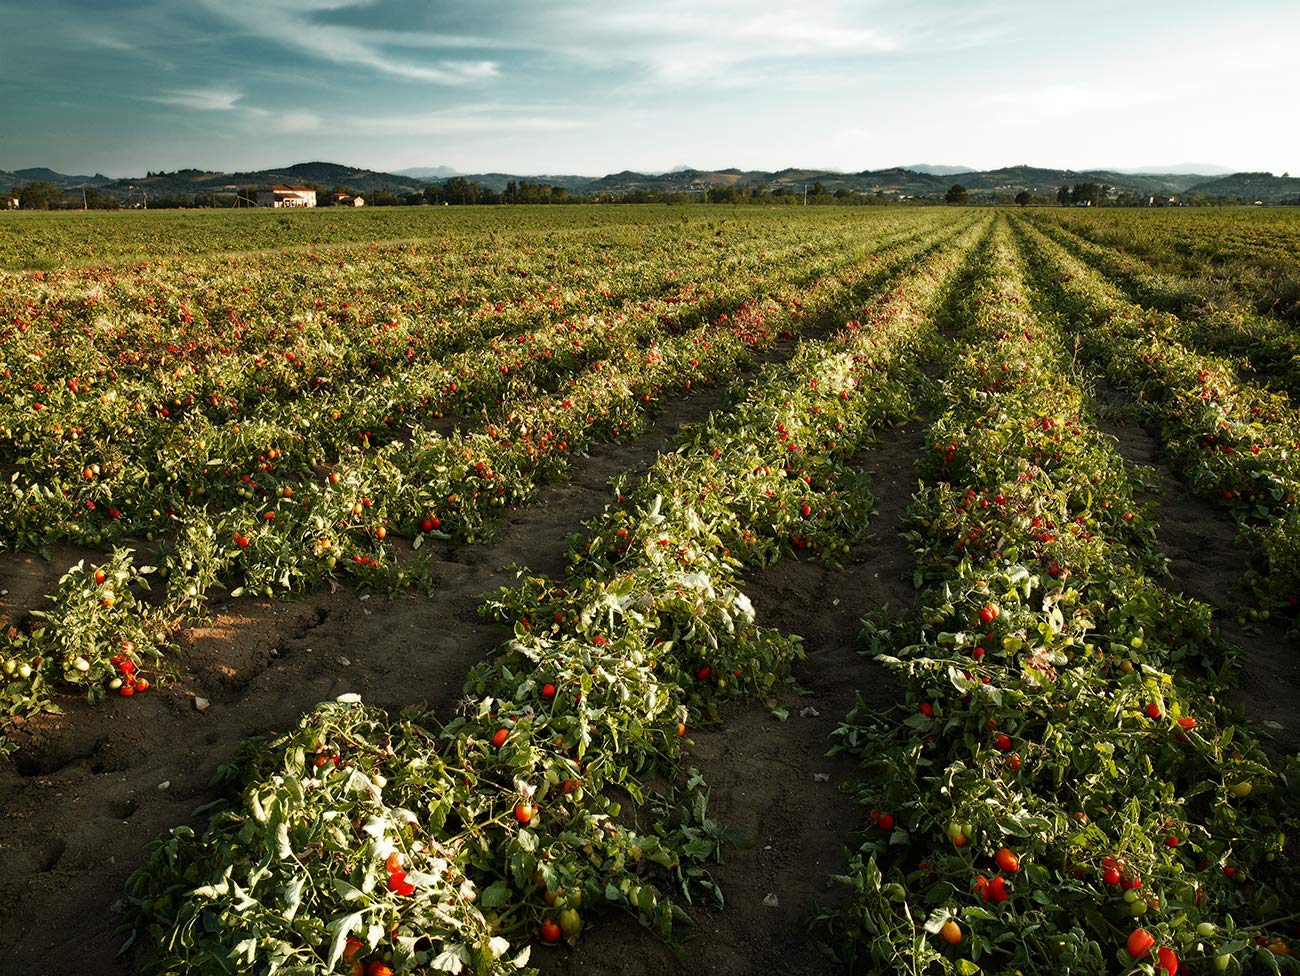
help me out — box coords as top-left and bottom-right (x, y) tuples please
(986, 875), (1009, 903)
(1127, 928), (1154, 959)
(540, 919), (562, 943)
(993, 733), (1013, 753)
(365, 963), (394, 976)
(514, 802), (534, 824)
(1156, 946), (1178, 974)
(940, 920), (962, 944)
(878, 813), (895, 831)
(492, 728), (509, 748)
(995, 848), (1019, 873)
(386, 871), (415, 896)
(978, 604), (999, 623)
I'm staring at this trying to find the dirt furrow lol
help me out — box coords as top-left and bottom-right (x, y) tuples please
(533, 415), (930, 976)
(1088, 383), (1300, 755)
(0, 273), (890, 974)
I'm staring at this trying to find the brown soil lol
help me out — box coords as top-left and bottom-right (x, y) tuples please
(0, 378), (740, 975)
(536, 422), (927, 976)
(1093, 394), (1300, 755)
(0, 306), (888, 974)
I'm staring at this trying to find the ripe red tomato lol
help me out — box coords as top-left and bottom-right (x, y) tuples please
(1127, 928), (1154, 959)
(542, 683), (556, 699)
(386, 871), (415, 896)
(365, 963), (394, 976)
(1156, 946), (1178, 974)
(988, 876), (1009, 903)
(1145, 703), (1162, 719)
(993, 733), (1013, 753)
(978, 604), (999, 624)
(878, 813), (895, 831)
(995, 848), (1019, 873)
(384, 852), (403, 873)
(492, 728), (508, 748)
(919, 702), (934, 718)
(540, 919), (562, 943)
(514, 802), (534, 824)
(1176, 716), (1197, 729)
(696, 665), (712, 681)
(1103, 867), (1121, 885)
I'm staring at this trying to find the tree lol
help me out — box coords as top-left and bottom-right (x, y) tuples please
(1015, 190), (1032, 207)
(18, 181), (63, 210)
(1057, 185), (1071, 205)
(1070, 182), (1104, 207)
(945, 184), (969, 205)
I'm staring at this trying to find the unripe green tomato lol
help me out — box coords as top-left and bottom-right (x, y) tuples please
(1230, 781), (1252, 797)
(17, 663), (32, 679)
(1197, 922), (1217, 937)
(1215, 953), (1231, 971)
(1123, 889), (1140, 904)
(1128, 900), (1147, 916)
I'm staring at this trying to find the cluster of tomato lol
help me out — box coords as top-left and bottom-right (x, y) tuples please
(1016, 214), (1300, 633)
(816, 223), (1299, 972)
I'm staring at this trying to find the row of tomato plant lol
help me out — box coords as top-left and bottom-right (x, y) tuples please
(0, 216), (966, 740)
(1033, 208), (1300, 326)
(814, 218), (1300, 975)
(1011, 216), (1300, 638)
(119, 218), (988, 974)
(1, 213), (913, 551)
(1026, 216), (1300, 401)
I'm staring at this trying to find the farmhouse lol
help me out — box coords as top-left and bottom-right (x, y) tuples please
(255, 185), (317, 208)
(4, 196), (17, 210)
(332, 193), (365, 207)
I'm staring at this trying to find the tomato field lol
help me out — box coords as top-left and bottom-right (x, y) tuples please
(0, 204), (1297, 976)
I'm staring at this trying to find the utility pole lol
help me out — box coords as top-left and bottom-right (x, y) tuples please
(82, 188), (88, 210)
(803, 184), (808, 206)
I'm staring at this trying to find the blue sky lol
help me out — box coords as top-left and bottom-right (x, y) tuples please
(2, 0), (1297, 177)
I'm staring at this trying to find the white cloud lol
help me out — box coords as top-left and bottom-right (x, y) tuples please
(148, 88), (243, 111)
(196, 0), (501, 84)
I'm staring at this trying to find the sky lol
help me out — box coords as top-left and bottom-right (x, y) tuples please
(2, 0), (1298, 178)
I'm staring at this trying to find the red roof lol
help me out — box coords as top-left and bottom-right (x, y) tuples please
(267, 185), (315, 193)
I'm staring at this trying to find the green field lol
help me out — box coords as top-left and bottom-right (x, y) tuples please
(1, 206), (1297, 976)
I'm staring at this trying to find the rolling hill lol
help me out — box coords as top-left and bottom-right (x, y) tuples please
(4, 161), (1297, 204)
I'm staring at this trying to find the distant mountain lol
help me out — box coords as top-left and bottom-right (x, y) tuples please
(94, 161), (430, 197)
(905, 164), (977, 176)
(394, 165), (461, 179)
(5, 161), (1295, 204)
(1185, 172), (1300, 203)
(1115, 163), (1235, 176)
(0, 167), (114, 189)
